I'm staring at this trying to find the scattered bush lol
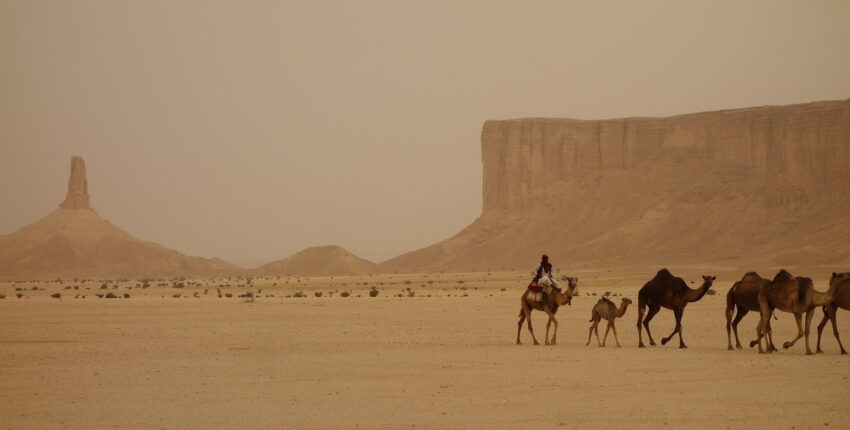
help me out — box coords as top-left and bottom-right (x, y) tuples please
(16, 293), (23, 299)
(123, 293), (130, 299)
(314, 291), (322, 298)
(172, 293), (182, 298)
(224, 293), (233, 298)
(51, 293), (61, 299)
(340, 291), (350, 298)
(369, 288), (379, 297)
(105, 292), (118, 299)
(0, 294), (5, 299)
(293, 291), (305, 298)
(706, 289), (717, 296)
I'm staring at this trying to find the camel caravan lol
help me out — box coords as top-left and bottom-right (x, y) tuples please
(516, 266), (850, 355)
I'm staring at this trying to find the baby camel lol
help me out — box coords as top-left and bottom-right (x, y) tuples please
(587, 297), (632, 347)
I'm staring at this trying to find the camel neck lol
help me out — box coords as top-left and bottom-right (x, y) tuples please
(616, 301), (630, 317)
(685, 282), (710, 302)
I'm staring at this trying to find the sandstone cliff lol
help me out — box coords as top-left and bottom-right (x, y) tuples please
(0, 157), (239, 280)
(385, 99), (850, 271)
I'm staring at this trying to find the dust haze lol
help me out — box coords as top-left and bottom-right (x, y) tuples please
(3, 1), (850, 265)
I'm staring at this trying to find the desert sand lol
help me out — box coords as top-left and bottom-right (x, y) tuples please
(2, 268), (848, 429)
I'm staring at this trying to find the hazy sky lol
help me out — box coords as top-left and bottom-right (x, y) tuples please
(2, 1), (849, 265)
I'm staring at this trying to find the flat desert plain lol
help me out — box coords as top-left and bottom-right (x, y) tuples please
(1, 268), (848, 429)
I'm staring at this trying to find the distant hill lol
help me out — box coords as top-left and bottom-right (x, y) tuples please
(0, 157), (239, 280)
(256, 245), (379, 276)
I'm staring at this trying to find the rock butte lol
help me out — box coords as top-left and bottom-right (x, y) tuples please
(384, 99), (850, 271)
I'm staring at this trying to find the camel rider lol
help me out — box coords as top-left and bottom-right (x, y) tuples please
(532, 254), (561, 292)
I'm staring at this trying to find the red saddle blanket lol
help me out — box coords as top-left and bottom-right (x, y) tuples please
(527, 282), (543, 292)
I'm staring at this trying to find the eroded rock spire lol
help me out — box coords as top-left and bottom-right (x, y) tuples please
(59, 156), (92, 209)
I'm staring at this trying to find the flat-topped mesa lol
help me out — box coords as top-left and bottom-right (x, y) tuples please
(59, 156), (92, 209)
(481, 99), (850, 213)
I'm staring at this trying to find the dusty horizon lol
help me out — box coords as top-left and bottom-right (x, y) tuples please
(3, 1), (850, 265)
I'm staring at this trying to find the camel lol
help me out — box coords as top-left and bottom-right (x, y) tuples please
(587, 297), (632, 347)
(753, 270), (838, 355)
(516, 276), (578, 345)
(636, 269), (715, 349)
(726, 272), (776, 351)
(815, 272), (850, 355)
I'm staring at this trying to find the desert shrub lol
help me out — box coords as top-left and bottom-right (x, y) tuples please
(51, 293), (61, 299)
(604, 291), (611, 297)
(16, 293), (23, 299)
(500, 288), (506, 291)
(369, 288), (379, 297)
(293, 291), (305, 298)
(706, 289), (717, 296)
(340, 291), (350, 298)
(314, 291), (322, 298)
(224, 293), (233, 298)
(172, 293), (182, 298)
(0, 294), (5, 299)
(105, 292), (118, 299)
(123, 293), (130, 299)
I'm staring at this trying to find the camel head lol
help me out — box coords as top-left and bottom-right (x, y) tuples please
(701, 275), (716, 289)
(831, 272), (850, 288)
(560, 276), (578, 306)
(621, 297), (633, 306)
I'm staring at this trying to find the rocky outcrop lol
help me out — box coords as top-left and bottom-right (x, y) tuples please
(256, 245), (379, 277)
(59, 156), (92, 210)
(385, 99), (850, 272)
(0, 157), (239, 279)
(482, 99), (850, 213)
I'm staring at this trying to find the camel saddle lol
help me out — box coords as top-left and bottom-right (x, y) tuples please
(527, 282), (545, 302)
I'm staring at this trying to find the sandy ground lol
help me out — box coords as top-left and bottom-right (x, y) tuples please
(1, 269), (848, 429)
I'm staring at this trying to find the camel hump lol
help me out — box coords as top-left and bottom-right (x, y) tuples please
(744, 271), (760, 278)
(797, 277), (813, 302)
(656, 268), (673, 279)
(773, 269), (793, 282)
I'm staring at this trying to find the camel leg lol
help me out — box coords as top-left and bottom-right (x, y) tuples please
(731, 307), (748, 350)
(662, 308), (685, 348)
(545, 317), (552, 345)
(754, 316), (765, 353)
(726, 304), (735, 350)
(816, 306), (829, 353)
(587, 320), (597, 346)
(643, 305), (661, 347)
(783, 312), (804, 350)
(804, 308), (815, 355)
(637, 303), (646, 348)
(594, 323), (601, 346)
(612, 321), (621, 347)
(602, 320), (613, 347)
(766, 318), (777, 352)
(828, 306), (847, 355)
(525, 308), (540, 346)
(551, 315), (559, 345)
(517, 309), (527, 345)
